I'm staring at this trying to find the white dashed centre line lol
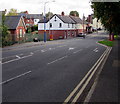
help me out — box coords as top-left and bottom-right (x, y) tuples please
(0, 71), (32, 85)
(47, 55), (68, 65)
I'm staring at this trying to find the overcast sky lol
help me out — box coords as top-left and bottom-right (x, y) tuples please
(0, 0), (93, 18)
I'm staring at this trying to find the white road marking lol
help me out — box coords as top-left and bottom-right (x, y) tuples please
(49, 48), (55, 50)
(47, 55), (68, 65)
(57, 45), (67, 48)
(2, 53), (23, 59)
(95, 50), (99, 52)
(64, 47), (109, 103)
(71, 47), (111, 103)
(16, 55), (21, 59)
(93, 48), (99, 53)
(41, 50), (47, 53)
(93, 48), (98, 51)
(73, 49), (83, 54)
(69, 47), (75, 51)
(2, 54), (33, 64)
(0, 71), (32, 85)
(84, 47), (112, 103)
(30, 52), (34, 55)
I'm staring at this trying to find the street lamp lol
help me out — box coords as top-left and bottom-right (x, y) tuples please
(43, 0), (55, 42)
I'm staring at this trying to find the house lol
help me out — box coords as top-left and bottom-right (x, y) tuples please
(19, 11), (44, 27)
(92, 18), (103, 30)
(5, 15), (27, 41)
(38, 12), (79, 40)
(70, 16), (86, 35)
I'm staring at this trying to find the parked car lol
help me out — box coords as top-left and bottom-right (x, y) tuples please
(77, 33), (86, 38)
(97, 28), (102, 31)
(33, 38), (40, 42)
(92, 28), (97, 32)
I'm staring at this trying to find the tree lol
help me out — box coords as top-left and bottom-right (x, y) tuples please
(69, 11), (79, 17)
(1, 11), (12, 47)
(91, 2), (120, 40)
(46, 12), (53, 18)
(7, 8), (18, 16)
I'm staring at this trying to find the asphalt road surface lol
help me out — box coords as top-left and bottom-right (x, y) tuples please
(2, 31), (109, 103)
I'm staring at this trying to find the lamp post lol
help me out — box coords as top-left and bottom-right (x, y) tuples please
(43, 0), (55, 42)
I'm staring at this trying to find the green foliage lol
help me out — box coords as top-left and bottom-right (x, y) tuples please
(91, 2), (120, 35)
(31, 25), (38, 32)
(98, 40), (114, 47)
(69, 11), (79, 17)
(7, 8), (18, 16)
(1, 12), (13, 47)
(46, 12), (53, 18)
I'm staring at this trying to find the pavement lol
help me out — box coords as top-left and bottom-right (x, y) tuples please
(2, 39), (74, 52)
(86, 37), (120, 103)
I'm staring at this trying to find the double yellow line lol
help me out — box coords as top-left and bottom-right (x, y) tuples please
(63, 47), (112, 104)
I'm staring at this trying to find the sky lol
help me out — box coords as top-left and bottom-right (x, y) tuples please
(0, 0), (93, 18)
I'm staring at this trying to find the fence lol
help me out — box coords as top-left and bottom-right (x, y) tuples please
(24, 33), (50, 42)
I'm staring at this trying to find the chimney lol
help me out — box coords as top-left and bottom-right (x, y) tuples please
(61, 12), (65, 16)
(24, 11), (28, 14)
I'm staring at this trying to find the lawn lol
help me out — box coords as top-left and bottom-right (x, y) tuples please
(98, 40), (114, 47)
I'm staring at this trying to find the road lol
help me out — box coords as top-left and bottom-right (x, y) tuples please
(2, 31), (109, 103)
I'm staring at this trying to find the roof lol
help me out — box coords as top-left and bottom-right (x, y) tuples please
(5, 16), (22, 29)
(38, 18), (49, 23)
(19, 13), (44, 19)
(70, 16), (83, 24)
(56, 14), (76, 24)
(38, 14), (76, 24)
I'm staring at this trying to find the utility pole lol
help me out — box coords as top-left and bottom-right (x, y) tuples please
(83, 14), (85, 33)
(43, 0), (55, 42)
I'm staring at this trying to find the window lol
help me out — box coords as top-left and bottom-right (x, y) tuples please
(59, 23), (62, 28)
(72, 24), (74, 28)
(54, 16), (57, 21)
(68, 24), (70, 28)
(20, 29), (23, 37)
(50, 23), (52, 28)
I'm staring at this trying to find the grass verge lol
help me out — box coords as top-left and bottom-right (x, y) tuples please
(98, 40), (114, 47)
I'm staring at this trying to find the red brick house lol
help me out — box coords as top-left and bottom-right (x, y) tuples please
(5, 16), (27, 41)
(19, 11), (44, 27)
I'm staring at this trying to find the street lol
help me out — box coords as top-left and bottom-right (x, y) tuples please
(2, 32), (109, 102)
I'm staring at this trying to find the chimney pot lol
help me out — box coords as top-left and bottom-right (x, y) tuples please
(61, 12), (65, 16)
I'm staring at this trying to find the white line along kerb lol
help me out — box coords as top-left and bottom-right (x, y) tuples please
(63, 47), (109, 103)
(71, 47), (111, 103)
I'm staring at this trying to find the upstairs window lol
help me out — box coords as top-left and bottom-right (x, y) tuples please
(72, 24), (74, 28)
(68, 23), (70, 28)
(50, 23), (52, 28)
(54, 16), (57, 22)
(59, 23), (62, 28)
